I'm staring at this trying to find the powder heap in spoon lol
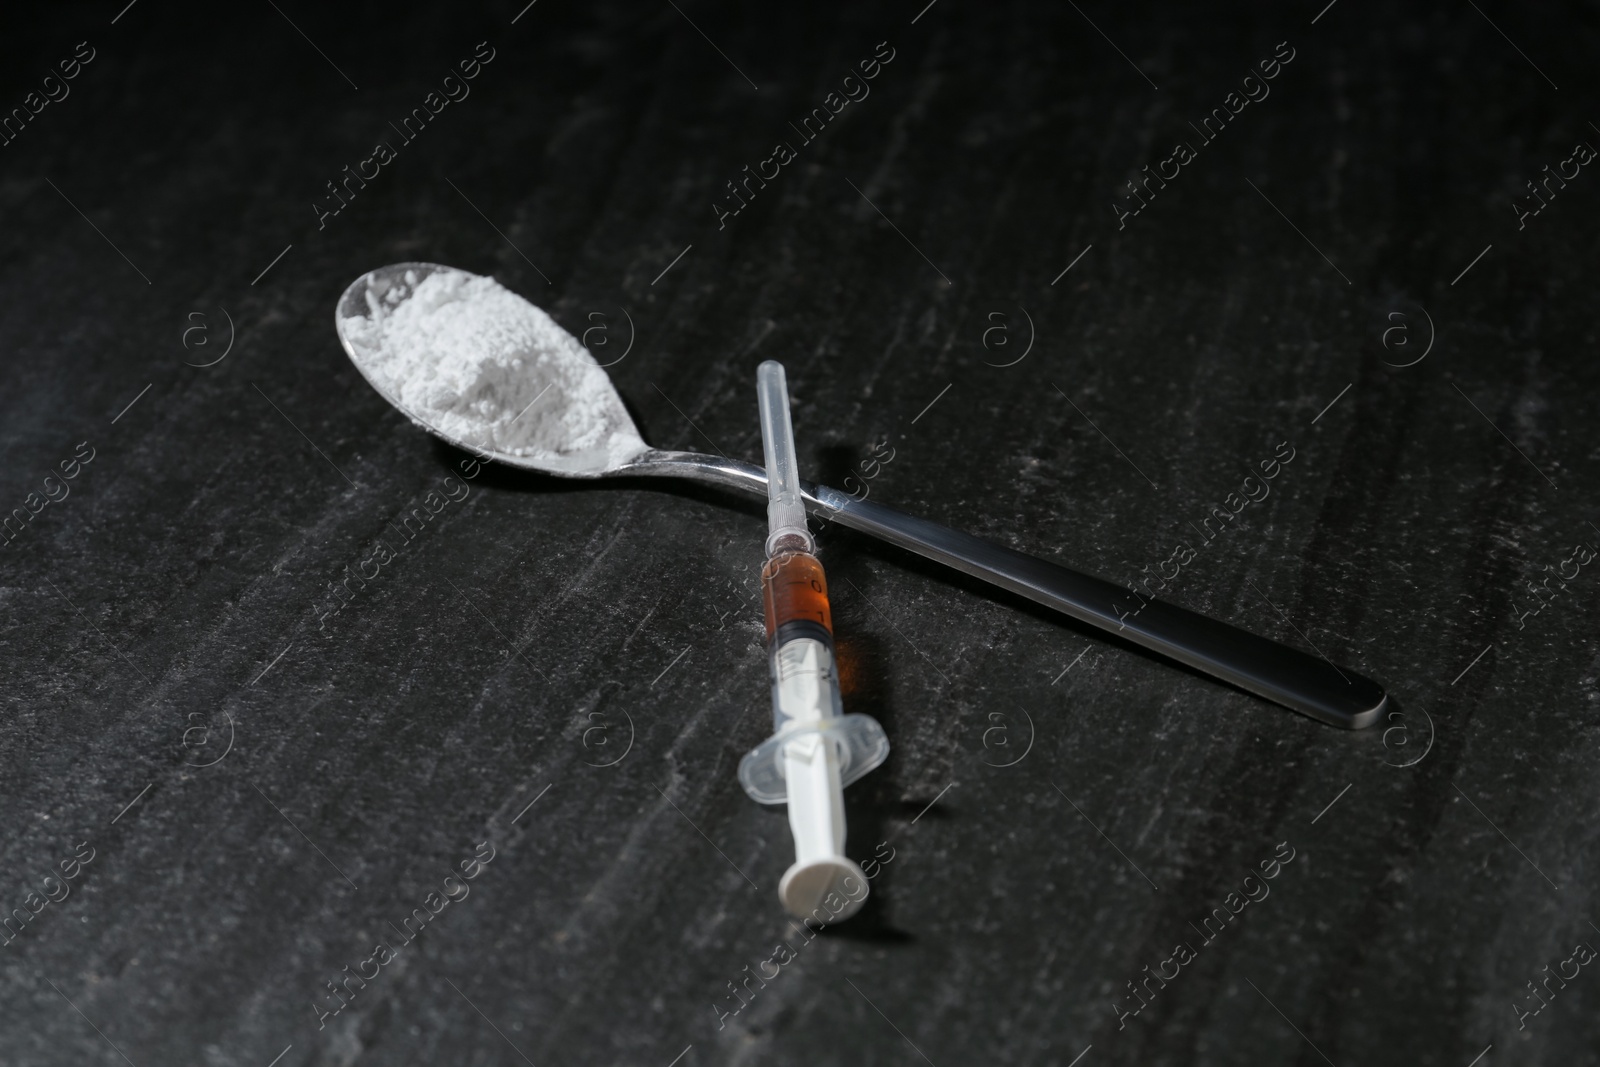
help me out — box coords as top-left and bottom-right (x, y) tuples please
(341, 270), (646, 471)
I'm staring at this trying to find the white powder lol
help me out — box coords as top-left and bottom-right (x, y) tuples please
(341, 269), (647, 472)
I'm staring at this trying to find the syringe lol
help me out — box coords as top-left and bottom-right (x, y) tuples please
(738, 361), (889, 922)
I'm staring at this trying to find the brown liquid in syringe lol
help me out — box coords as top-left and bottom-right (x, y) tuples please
(761, 552), (833, 638)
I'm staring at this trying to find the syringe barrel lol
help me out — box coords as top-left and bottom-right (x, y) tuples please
(762, 550), (843, 734)
(757, 361), (814, 556)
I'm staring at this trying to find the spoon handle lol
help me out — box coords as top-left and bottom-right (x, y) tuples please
(631, 451), (1386, 728)
(811, 486), (1385, 729)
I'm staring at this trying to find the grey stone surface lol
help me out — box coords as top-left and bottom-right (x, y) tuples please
(0, 2), (1595, 1064)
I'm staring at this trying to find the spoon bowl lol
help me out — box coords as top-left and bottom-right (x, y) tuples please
(334, 262), (647, 478)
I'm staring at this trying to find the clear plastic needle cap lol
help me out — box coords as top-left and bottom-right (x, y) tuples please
(756, 361), (813, 557)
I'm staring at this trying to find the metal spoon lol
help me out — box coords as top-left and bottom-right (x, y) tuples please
(334, 262), (1387, 729)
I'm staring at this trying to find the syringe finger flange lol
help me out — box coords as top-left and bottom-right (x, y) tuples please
(736, 714), (891, 804)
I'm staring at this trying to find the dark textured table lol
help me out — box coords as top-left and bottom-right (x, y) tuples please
(2, 2), (1597, 1064)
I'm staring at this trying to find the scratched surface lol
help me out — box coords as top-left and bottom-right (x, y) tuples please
(1, 1), (1597, 1065)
